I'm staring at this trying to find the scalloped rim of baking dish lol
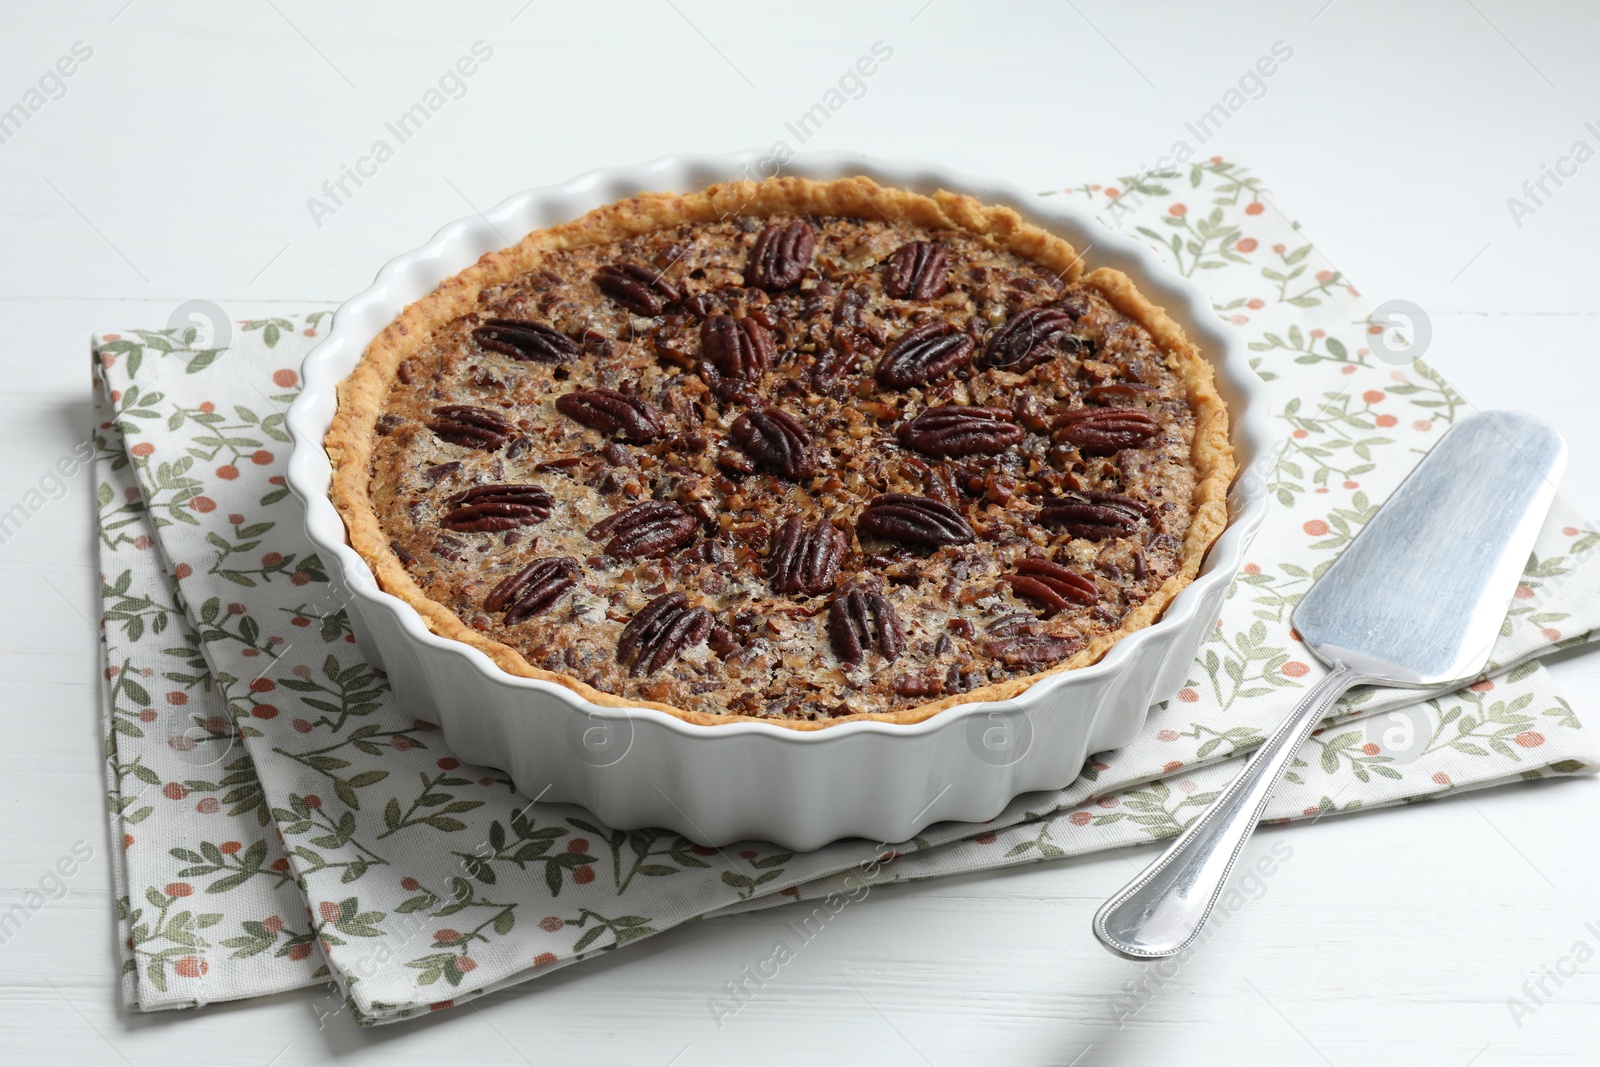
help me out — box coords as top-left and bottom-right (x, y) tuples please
(286, 150), (1276, 749)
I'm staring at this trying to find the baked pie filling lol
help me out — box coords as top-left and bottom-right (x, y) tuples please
(329, 178), (1233, 727)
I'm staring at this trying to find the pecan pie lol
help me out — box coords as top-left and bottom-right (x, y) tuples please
(328, 177), (1233, 728)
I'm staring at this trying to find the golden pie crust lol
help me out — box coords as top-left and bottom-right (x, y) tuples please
(327, 176), (1234, 729)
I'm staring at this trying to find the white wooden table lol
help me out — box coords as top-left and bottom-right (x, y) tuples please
(3, 2), (1598, 1063)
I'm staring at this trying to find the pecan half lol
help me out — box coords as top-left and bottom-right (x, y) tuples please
(875, 322), (975, 389)
(857, 493), (975, 548)
(1051, 407), (1161, 454)
(827, 589), (905, 664)
(1038, 491), (1158, 540)
(1004, 558), (1097, 614)
(897, 405), (1023, 457)
(485, 557), (579, 623)
(555, 388), (665, 444)
(730, 408), (815, 481)
(471, 319), (580, 363)
(982, 307), (1074, 373)
(616, 592), (713, 676)
(884, 241), (950, 300)
(593, 261), (682, 316)
(427, 405), (514, 450)
(766, 516), (847, 596)
(746, 220), (816, 290)
(441, 484), (553, 532)
(587, 500), (696, 558)
(985, 633), (1084, 669)
(700, 315), (776, 380)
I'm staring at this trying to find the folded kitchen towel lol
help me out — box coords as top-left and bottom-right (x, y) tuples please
(94, 159), (1600, 1024)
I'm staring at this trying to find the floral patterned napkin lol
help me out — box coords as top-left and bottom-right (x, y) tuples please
(95, 161), (1599, 1025)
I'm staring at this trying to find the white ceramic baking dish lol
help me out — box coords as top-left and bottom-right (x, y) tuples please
(286, 151), (1275, 851)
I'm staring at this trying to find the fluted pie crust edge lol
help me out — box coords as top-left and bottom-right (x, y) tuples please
(327, 176), (1235, 729)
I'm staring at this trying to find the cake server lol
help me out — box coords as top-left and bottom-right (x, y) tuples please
(1093, 410), (1566, 959)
